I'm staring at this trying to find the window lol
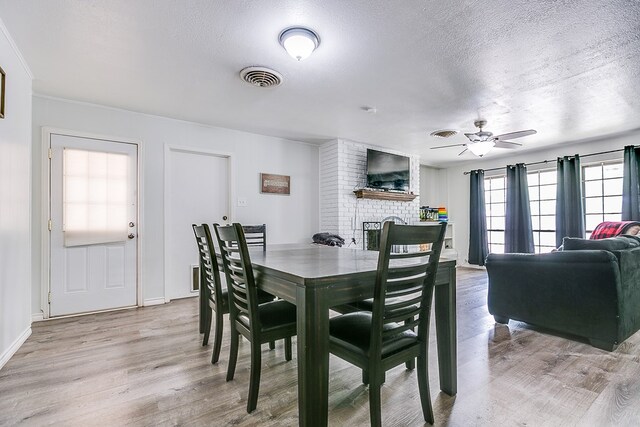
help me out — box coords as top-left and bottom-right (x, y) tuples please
(528, 169), (557, 253)
(484, 175), (505, 253)
(582, 161), (624, 238)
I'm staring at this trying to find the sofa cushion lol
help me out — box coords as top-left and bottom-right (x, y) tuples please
(562, 235), (640, 251)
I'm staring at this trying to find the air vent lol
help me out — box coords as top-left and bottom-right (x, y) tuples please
(239, 66), (283, 88)
(430, 129), (458, 138)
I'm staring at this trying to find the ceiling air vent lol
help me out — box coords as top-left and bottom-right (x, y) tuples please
(239, 66), (283, 88)
(430, 129), (458, 138)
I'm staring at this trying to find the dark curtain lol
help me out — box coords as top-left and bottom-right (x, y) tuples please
(555, 155), (585, 247)
(622, 145), (640, 221)
(468, 169), (489, 265)
(505, 163), (534, 253)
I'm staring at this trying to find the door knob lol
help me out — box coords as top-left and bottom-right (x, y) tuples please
(129, 222), (135, 227)
(128, 233), (135, 239)
(222, 216), (228, 221)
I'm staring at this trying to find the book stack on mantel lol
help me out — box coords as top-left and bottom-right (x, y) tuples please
(353, 189), (417, 202)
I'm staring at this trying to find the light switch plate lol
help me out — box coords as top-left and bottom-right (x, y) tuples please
(237, 197), (248, 207)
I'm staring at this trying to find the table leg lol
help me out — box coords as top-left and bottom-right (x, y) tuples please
(296, 285), (330, 427)
(434, 266), (457, 396)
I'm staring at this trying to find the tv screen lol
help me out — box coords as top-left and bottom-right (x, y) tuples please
(366, 149), (410, 191)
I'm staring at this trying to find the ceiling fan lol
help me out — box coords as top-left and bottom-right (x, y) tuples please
(431, 120), (537, 157)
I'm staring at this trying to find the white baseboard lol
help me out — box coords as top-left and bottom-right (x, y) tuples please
(143, 297), (167, 306)
(31, 312), (44, 322)
(0, 327), (31, 370)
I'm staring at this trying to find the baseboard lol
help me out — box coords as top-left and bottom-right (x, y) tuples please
(143, 297), (167, 306)
(0, 327), (32, 370)
(31, 312), (44, 322)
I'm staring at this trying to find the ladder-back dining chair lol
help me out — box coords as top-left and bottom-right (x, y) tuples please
(328, 221), (447, 426)
(214, 223), (297, 413)
(192, 223), (228, 363)
(242, 224), (267, 251)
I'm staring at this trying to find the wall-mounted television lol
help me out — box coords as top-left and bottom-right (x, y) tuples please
(366, 149), (410, 192)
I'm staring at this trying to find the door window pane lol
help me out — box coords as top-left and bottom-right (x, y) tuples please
(584, 180), (603, 197)
(63, 148), (129, 247)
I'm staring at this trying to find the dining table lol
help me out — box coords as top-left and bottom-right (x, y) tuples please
(241, 243), (457, 427)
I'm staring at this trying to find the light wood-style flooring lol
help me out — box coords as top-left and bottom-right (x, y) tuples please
(2, 268), (640, 426)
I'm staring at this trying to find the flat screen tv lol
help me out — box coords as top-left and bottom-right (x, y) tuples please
(366, 149), (410, 191)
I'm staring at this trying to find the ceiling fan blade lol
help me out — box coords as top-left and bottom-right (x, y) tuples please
(494, 140), (522, 149)
(494, 129), (537, 140)
(458, 148), (468, 156)
(430, 143), (467, 150)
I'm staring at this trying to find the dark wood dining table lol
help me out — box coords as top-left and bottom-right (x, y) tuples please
(245, 244), (457, 427)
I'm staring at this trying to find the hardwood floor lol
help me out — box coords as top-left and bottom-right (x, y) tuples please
(2, 267), (639, 426)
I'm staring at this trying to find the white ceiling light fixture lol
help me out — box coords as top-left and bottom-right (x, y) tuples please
(279, 27), (320, 61)
(467, 140), (495, 157)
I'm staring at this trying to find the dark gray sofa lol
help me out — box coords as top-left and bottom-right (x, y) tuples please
(485, 236), (640, 351)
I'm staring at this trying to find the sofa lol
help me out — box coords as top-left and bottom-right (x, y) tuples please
(485, 235), (640, 351)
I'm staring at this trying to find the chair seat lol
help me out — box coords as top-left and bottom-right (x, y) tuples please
(330, 312), (417, 358)
(210, 288), (273, 313)
(340, 298), (418, 319)
(238, 300), (297, 333)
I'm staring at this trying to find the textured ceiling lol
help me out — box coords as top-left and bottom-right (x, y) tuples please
(1, 0), (639, 166)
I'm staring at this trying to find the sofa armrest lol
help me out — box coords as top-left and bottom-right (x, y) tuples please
(485, 250), (621, 343)
(611, 247), (640, 342)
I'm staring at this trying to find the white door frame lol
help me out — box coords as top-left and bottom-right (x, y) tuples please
(41, 127), (144, 319)
(163, 144), (234, 303)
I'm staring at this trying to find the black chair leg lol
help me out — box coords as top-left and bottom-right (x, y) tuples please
(202, 307), (212, 346)
(226, 330), (239, 382)
(368, 375), (383, 427)
(417, 353), (434, 424)
(269, 341), (275, 350)
(247, 340), (262, 413)
(211, 311), (224, 364)
(404, 318), (415, 369)
(284, 337), (292, 361)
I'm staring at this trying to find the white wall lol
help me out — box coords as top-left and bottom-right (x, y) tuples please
(0, 21), (32, 368)
(443, 131), (640, 266)
(31, 96), (319, 314)
(319, 139), (420, 246)
(419, 165), (447, 208)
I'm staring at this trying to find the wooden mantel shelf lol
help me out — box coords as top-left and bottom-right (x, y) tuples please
(353, 189), (418, 202)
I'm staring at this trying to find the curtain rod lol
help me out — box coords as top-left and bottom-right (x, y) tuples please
(462, 147), (630, 175)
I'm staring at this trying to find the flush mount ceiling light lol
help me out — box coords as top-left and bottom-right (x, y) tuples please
(279, 27), (320, 61)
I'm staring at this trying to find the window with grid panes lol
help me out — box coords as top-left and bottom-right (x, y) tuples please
(484, 175), (506, 253)
(583, 161), (624, 238)
(528, 169), (557, 253)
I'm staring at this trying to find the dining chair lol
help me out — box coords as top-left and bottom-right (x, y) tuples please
(242, 224), (267, 251)
(328, 221), (447, 426)
(192, 224), (229, 363)
(214, 223), (297, 413)
(193, 224), (274, 363)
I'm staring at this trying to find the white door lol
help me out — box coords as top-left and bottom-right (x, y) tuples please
(166, 148), (229, 300)
(49, 134), (138, 316)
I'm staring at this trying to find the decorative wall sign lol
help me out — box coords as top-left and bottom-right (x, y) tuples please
(261, 173), (290, 195)
(0, 66), (5, 119)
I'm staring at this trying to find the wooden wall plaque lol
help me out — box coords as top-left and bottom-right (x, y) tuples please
(261, 173), (290, 195)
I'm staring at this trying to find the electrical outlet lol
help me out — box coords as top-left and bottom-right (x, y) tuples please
(237, 197), (248, 207)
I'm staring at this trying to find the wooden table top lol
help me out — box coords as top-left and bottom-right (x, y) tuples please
(248, 244), (455, 283)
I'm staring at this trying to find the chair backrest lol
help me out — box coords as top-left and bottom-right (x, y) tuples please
(192, 224), (224, 308)
(242, 224), (267, 251)
(369, 222), (447, 357)
(214, 223), (260, 333)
